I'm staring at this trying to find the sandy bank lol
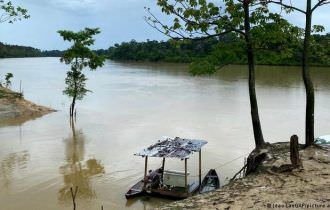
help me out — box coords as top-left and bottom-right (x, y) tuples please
(0, 87), (55, 125)
(161, 143), (330, 210)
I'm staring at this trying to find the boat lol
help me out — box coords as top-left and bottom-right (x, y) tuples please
(200, 169), (220, 193)
(125, 137), (220, 199)
(125, 179), (145, 199)
(315, 135), (330, 148)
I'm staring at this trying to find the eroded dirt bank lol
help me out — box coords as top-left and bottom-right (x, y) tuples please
(0, 87), (55, 125)
(161, 143), (330, 210)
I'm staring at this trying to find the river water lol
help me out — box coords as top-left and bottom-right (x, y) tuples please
(0, 58), (329, 209)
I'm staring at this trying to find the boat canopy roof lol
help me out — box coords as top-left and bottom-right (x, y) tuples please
(134, 137), (207, 159)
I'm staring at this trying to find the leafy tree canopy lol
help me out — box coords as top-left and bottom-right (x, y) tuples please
(58, 28), (105, 70)
(0, 0), (29, 23)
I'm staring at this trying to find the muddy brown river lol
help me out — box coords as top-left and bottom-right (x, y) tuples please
(0, 58), (329, 209)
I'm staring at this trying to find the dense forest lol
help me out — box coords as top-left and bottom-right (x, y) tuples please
(108, 33), (330, 67)
(1, 33), (329, 70)
(0, 42), (41, 58)
(0, 43), (68, 58)
(0, 42), (107, 58)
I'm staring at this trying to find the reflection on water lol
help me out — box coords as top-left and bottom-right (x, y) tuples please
(0, 112), (53, 128)
(58, 122), (105, 202)
(0, 151), (30, 190)
(125, 196), (153, 210)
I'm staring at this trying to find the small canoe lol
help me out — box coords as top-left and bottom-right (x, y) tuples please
(125, 180), (145, 199)
(200, 169), (220, 193)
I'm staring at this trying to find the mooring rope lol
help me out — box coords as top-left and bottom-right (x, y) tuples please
(213, 152), (250, 170)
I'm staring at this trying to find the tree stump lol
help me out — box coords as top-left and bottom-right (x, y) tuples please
(290, 135), (302, 168)
(245, 150), (268, 175)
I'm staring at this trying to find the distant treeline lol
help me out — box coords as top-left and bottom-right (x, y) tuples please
(0, 42), (41, 58)
(108, 39), (215, 63)
(108, 33), (330, 67)
(0, 42), (107, 58)
(0, 42), (66, 58)
(1, 33), (329, 67)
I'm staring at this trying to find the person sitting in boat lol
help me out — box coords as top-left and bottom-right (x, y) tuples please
(147, 169), (161, 188)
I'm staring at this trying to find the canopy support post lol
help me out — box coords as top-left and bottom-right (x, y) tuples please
(161, 157), (165, 182)
(143, 156), (148, 189)
(185, 158), (188, 192)
(199, 150), (202, 193)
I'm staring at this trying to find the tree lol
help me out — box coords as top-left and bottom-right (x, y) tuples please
(0, 0), (29, 23)
(4, 72), (13, 88)
(147, 0), (289, 148)
(265, 0), (330, 146)
(58, 28), (105, 119)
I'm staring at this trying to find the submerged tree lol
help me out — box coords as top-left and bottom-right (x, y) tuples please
(265, 0), (330, 146)
(147, 0), (292, 149)
(0, 0), (29, 23)
(58, 28), (105, 119)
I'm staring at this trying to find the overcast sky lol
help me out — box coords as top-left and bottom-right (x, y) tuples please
(0, 0), (329, 50)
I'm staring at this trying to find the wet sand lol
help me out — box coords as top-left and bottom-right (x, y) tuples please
(0, 87), (55, 126)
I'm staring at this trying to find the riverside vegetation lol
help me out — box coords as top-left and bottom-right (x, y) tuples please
(1, 33), (329, 67)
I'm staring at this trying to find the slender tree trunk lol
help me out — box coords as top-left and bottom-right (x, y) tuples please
(303, 0), (315, 147)
(70, 58), (79, 119)
(70, 95), (76, 118)
(243, 1), (265, 148)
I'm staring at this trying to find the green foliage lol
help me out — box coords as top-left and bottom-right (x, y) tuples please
(146, 0), (312, 77)
(252, 19), (305, 65)
(310, 33), (330, 65)
(189, 59), (216, 76)
(0, 42), (42, 58)
(58, 28), (105, 105)
(154, 0), (241, 36)
(150, 0), (285, 39)
(58, 28), (105, 71)
(63, 70), (89, 100)
(0, 43), (66, 58)
(41, 50), (64, 57)
(4, 72), (13, 88)
(107, 33), (330, 67)
(0, 0), (29, 23)
(108, 39), (216, 63)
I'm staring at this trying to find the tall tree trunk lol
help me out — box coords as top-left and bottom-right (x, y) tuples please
(303, 0), (315, 147)
(70, 95), (76, 118)
(70, 58), (78, 119)
(243, 1), (265, 148)
(70, 96), (76, 117)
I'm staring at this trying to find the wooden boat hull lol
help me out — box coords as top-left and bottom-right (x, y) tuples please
(200, 169), (220, 193)
(125, 180), (145, 199)
(149, 188), (190, 199)
(125, 169), (220, 199)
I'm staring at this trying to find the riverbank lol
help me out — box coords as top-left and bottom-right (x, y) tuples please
(0, 86), (55, 125)
(161, 143), (330, 210)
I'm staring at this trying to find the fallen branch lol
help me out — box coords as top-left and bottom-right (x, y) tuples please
(230, 163), (248, 182)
